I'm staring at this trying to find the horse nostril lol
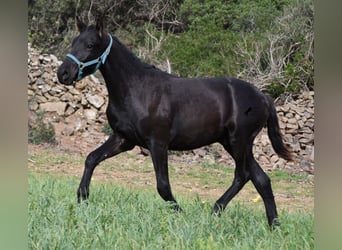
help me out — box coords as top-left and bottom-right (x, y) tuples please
(62, 71), (69, 81)
(57, 67), (69, 83)
(57, 67), (67, 83)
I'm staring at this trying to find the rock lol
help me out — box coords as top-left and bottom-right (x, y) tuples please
(29, 99), (39, 111)
(75, 80), (88, 90)
(299, 134), (314, 144)
(287, 118), (297, 124)
(309, 146), (314, 161)
(84, 109), (97, 122)
(193, 148), (207, 157)
(62, 126), (75, 136)
(260, 134), (269, 147)
(38, 84), (51, 93)
(64, 105), (76, 116)
(60, 92), (74, 102)
(39, 101), (67, 116)
(86, 94), (105, 109)
(286, 123), (298, 130)
(258, 155), (270, 165)
(35, 95), (48, 103)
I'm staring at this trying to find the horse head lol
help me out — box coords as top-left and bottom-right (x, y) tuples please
(57, 16), (111, 85)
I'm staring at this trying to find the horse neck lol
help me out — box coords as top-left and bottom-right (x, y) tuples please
(99, 37), (147, 101)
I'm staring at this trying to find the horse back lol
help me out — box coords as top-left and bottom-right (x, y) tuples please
(167, 77), (269, 150)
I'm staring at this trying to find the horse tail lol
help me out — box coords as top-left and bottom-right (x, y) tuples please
(266, 96), (293, 161)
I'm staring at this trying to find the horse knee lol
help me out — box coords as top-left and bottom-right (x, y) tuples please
(85, 152), (99, 168)
(252, 172), (275, 198)
(254, 173), (270, 188)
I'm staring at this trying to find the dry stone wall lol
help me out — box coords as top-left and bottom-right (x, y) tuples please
(28, 44), (314, 175)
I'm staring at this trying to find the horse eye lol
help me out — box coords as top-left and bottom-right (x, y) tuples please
(87, 44), (93, 49)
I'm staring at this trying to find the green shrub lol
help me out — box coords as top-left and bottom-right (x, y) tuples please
(225, 0), (314, 96)
(101, 121), (113, 136)
(28, 111), (56, 145)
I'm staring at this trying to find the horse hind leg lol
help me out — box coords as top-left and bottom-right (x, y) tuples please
(213, 139), (251, 215)
(216, 135), (279, 227)
(249, 158), (279, 227)
(78, 133), (134, 203)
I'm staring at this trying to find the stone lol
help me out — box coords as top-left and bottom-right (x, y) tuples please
(81, 96), (88, 106)
(60, 92), (74, 102)
(86, 94), (105, 109)
(258, 155), (270, 165)
(270, 155), (278, 164)
(67, 87), (81, 96)
(38, 84), (51, 93)
(286, 123), (298, 130)
(62, 126), (75, 136)
(84, 109), (97, 121)
(287, 118), (297, 124)
(39, 102), (67, 116)
(49, 54), (59, 64)
(65, 105), (76, 116)
(299, 134), (314, 144)
(35, 95), (48, 103)
(75, 80), (88, 90)
(193, 148), (207, 157)
(297, 119), (304, 128)
(29, 100), (39, 111)
(260, 134), (269, 147)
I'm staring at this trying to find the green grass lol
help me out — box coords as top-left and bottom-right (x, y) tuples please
(29, 173), (313, 249)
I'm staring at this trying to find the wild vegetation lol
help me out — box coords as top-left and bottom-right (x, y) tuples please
(28, 111), (56, 144)
(28, 0), (313, 97)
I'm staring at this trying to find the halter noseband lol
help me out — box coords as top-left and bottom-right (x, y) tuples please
(66, 34), (113, 81)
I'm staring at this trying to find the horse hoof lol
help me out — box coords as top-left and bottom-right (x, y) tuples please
(270, 218), (280, 230)
(212, 203), (224, 217)
(170, 202), (183, 212)
(77, 188), (89, 203)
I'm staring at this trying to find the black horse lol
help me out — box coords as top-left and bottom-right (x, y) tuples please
(57, 17), (292, 227)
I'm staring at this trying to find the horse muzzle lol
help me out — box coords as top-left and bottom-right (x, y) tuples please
(57, 62), (78, 85)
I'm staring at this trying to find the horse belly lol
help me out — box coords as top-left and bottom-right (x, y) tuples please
(169, 111), (223, 150)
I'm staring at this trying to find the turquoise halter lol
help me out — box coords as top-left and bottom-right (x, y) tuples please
(66, 34), (113, 81)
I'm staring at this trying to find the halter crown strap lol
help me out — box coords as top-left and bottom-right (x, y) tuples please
(66, 34), (113, 81)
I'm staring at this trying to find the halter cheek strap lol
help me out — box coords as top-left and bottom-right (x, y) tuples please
(66, 34), (113, 81)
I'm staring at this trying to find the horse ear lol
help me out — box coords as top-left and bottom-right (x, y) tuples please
(75, 16), (87, 33)
(96, 16), (104, 38)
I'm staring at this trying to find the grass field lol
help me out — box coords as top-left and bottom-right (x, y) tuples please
(28, 146), (314, 249)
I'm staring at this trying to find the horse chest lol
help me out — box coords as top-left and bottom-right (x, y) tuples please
(105, 105), (148, 146)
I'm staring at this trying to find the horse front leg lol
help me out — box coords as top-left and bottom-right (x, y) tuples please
(78, 133), (134, 203)
(148, 139), (181, 211)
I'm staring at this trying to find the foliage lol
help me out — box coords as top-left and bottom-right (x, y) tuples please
(29, 173), (314, 249)
(101, 121), (113, 135)
(28, 0), (181, 56)
(28, 0), (88, 55)
(28, 111), (56, 145)
(178, 0), (290, 33)
(235, 0), (314, 96)
(163, 0), (313, 96)
(28, 0), (314, 97)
